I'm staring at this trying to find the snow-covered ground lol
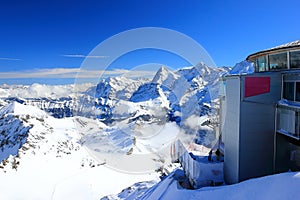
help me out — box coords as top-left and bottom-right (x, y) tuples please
(139, 169), (300, 200)
(0, 102), (159, 199)
(0, 61), (277, 200)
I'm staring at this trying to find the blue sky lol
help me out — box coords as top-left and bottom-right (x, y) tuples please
(0, 0), (300, 83)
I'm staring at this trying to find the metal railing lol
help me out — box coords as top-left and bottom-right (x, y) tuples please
(170, 140), (223, 188)
(276, 104), (300, 140)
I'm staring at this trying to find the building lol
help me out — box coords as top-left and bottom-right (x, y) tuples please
(220, 40), (300, 184)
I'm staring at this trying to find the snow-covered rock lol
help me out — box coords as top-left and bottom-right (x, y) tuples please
(95, 76), (148, 100)
(229, 60), (254, 75)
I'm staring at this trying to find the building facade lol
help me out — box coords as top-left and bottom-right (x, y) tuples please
(221, 40), (300, 184)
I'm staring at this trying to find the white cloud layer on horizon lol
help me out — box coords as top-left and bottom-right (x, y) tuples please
(0, 68), (156, 79)
(0, 57), (21, 61)
(62, 54), (109, 59)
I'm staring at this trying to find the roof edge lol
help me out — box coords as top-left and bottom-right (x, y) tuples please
(246, 40), (300, 60)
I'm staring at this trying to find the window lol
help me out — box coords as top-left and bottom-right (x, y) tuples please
(257, 56), (267, 72)
(269, 52), (287, 70)
(296, 111), (300, 137)
(253, 60), (258, 72)
(296, 82), (300, 101)
(283, 82), (295, 101)
(290, 50), (300, 69)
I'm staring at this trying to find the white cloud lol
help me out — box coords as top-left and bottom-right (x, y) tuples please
(62, 54), (109, 59)
(0, 57), (21, 61)
(0, 68), (156, 79)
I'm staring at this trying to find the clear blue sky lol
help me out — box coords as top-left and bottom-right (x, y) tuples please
(0, 0), (300, 82)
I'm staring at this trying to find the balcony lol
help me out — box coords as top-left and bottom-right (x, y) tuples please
(276, 103), (300, 140)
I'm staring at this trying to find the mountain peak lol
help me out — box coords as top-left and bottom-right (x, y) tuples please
(229, 60), (254, 75)
(152, 66), (172, 80)
(152, 66), (178, 87)
(158, 65), (169, 72)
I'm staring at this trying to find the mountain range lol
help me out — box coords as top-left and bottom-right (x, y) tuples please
(0, 61), (254, 199)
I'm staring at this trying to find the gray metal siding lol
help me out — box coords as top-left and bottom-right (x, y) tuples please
(238, 73), (282, 181)
(241, 72), (282, 104)
(222, 72), (282, 184)
(239, 103), (275, 181)
(275, 134), (291, 172)
(223, 77), (240, 184)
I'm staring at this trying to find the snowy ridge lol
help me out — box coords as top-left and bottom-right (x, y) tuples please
(131, 63), (229, 120)
(0, 83), (92, 118)
(0, 102), (49, 163)
(229, 60), (254, 75)
(95, 76), (149, 100)
(0, 102), (78, 166)
(0, 63), (250, 123)
(152, 66), (179, 89)
(0, 62), (257, 199)
(0, 114), (31, 163)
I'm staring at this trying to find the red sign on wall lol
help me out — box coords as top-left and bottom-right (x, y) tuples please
(244, 77), (270, 98)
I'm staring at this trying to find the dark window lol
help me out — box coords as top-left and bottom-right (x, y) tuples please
(269, 53), (287, 70)
(296, 82), (300, 101)
(290, 50), (300, 69)
(253, 60), (258, 72)
(257, 56), (267, 72)
(296, 111), (300, 136)
(283, 82), (295, 101)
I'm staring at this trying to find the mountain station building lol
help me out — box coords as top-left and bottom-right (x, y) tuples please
(220, 40), (300, 184)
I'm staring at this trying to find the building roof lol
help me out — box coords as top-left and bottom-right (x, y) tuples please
(247, 40), (300, 60)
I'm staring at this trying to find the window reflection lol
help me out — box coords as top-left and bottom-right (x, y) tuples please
(290, 51), (300, 69)
(257, 56), (267, 72)
(269, 53), (287, 70)
(283, 82), (295, 101)
(296, 82), (300, 102)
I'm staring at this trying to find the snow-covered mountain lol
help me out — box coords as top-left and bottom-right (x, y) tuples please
(0, 101), (85, 169)
(0, 62), (253, 157)
(0, 83), (92, 118)
(95, 76), (149, 100)
(229, 60), (254, 75)
(0, 62), (249, 125)
(0, 61), (255, 199)
(0, 63), (246, 162)
(91, 76), (149, 120)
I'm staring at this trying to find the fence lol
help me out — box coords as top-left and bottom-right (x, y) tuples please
(170, 140), (223, 188)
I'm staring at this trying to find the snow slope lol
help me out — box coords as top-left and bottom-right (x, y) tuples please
(0, 102), (159, 199)
(140, 169), (300, 200)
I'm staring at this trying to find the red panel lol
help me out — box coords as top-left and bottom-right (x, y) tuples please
(244, 77), (270, 98)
